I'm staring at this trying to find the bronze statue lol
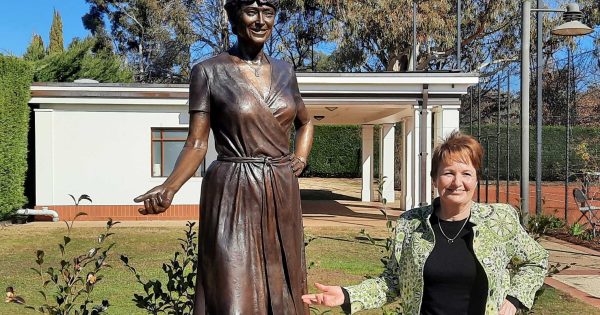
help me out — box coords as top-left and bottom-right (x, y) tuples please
(134, 0), (314, 314)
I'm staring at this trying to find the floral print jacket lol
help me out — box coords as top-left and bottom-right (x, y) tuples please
(344, 202), (548, 314)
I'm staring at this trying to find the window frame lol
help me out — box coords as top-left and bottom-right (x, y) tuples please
(150, 128), (204, 178)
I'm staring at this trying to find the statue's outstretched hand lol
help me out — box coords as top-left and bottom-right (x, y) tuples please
(301, 283), (344, 307)
(134, 185), (175, 215)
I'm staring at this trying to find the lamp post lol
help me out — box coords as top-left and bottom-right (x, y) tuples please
(520, 1), (592, 222)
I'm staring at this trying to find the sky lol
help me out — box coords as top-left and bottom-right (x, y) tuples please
(0, 1), (91, 56)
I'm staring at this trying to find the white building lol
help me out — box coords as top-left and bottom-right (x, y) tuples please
(29, 72), (477, 220)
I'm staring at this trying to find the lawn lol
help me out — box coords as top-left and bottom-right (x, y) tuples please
(0, 223), (597, 315)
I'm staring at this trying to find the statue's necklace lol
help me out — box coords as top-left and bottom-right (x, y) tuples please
(242, 58), (262, 77)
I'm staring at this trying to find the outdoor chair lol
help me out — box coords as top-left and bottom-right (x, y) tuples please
(572, 188), (600, 238)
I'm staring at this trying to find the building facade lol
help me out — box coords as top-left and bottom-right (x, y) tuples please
(29, 72), (478, 220)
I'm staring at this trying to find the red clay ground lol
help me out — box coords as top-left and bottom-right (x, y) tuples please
(475, 182), (600, 225)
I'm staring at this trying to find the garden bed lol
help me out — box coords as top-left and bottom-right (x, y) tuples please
(546, 230), (600, 252)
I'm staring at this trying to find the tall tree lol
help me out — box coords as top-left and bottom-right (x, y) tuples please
(269, 0), (332, 70)
(23, 33), (46, 61)
(83, 0), (196, 83)
(48, 9), (64, 55)
(34, 37), (133, 83)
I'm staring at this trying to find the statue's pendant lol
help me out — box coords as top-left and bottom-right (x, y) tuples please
(254, 68), (260, 77)
(447, 239), (454, 244)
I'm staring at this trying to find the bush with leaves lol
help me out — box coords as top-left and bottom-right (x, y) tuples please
(120, 221), (197, 314)
(0, 56), (33, 220)
(23, 211), (119, 314)
(526, 214), (565, 240)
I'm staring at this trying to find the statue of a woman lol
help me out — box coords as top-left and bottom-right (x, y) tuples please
(134, 1), (314, 314)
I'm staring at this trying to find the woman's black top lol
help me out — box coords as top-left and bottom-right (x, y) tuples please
(420, 212), (488, 314)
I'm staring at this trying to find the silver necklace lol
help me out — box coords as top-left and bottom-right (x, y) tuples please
(437, 212), (470, 244)
(241, 57), (262, 77)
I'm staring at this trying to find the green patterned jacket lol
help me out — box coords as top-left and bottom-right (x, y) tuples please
(344, 202), (548, 314)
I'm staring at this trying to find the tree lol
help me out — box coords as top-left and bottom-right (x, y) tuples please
(0, 57), (33, 219)
(23, 34), (46, 61)
(34, 37), (133, 83)
(83, 0), (196, 83)
(269, 0), (333, 71)
(48, 10), (64, 55)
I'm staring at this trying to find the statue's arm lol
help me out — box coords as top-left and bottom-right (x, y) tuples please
(291, 72), (313, 175)
(162, 112), (211, 192)
(134, 64), (211, 214)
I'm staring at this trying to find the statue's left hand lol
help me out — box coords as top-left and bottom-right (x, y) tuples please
(134, 185), (176, 215)
(291, 155), (307, 176)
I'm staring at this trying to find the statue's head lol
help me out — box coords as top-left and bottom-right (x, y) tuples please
(225, 0), (278, 45)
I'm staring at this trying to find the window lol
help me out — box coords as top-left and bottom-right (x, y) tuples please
(151, 128), (204, 177)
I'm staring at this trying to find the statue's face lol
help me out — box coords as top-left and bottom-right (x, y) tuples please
(235, 2), (275, 46)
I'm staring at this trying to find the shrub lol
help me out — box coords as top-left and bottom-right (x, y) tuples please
(120, 221), (197, 314)
(465, 125), (600, 181)
(0, 56), (33, 219)
(22, 211), (118, 314)
(526, 214), (565, 239)
(304, 125), (363, 177)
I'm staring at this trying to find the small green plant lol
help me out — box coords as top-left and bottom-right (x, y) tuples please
(23, 209), (118, 314)
(569, 222), (586, 237)
(120, 221), (197, 314)
(526, 214), (565, 239)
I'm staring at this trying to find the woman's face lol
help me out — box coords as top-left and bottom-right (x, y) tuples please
(236, 2), (276, 46)
(433, 159), (478, 208)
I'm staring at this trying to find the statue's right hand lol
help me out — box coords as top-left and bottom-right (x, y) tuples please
(133, 185), (175, 215)
(301, 283), (345, 307)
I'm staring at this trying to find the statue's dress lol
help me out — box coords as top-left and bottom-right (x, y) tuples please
(190, 50), (308, 315)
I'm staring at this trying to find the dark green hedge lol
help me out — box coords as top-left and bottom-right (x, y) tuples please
(302, 124), (600, 181)
(304, 125), (363, 177)
(464, 125), (600, 181)
(0, 57), (33, 219)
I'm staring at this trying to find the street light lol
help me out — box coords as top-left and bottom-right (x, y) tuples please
(521, 1), (592, 222)
(534, 2), (593, 216)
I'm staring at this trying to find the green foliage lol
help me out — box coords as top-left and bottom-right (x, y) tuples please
(526, 214), (565, 239)
(49, 10), (64, 55)
(24, 34), (47, 62)
(120, 221), (197, 314)
(22, 210), (119, 314)
(33, 37), (133, 83)
(304, 125), (362, 177)
(463, 125), (600, 181)
(0, 57), (33, 220)
(569, 222), (586, 237)
(83, 0), (197, 83)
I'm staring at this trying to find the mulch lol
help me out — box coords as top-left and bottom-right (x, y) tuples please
(546, 230), (600, 252)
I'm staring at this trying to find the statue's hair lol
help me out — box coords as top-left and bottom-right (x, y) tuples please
(225, 0), (279, 35)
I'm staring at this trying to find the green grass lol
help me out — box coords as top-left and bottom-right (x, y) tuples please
(0, 224), (598, 314)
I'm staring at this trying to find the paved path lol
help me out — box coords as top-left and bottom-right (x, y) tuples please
(540, 236), (600, 308)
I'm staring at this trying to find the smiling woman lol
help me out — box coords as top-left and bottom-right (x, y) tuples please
(133, 0), (314, 314)
(303, 131), (548, 315)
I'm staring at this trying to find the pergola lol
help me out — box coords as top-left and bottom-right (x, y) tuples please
(297, 72), (478, 209)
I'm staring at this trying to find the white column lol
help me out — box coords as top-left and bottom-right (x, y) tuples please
(35, 109), (54, 205)
(402, 117), (414, 209)
(380, 124), (395, 202)
(412, 106), (433, 206)
(433, 105), (461, 145)
(361, 124), (375, 202)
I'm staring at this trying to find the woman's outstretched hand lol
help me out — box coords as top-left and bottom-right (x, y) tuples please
(134, 185), (176, 215)
(301, 283), (345, 307)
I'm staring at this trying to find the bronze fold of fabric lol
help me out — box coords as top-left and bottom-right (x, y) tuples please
(196, 154), (307, 315)
(218, 155), (294, 310)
